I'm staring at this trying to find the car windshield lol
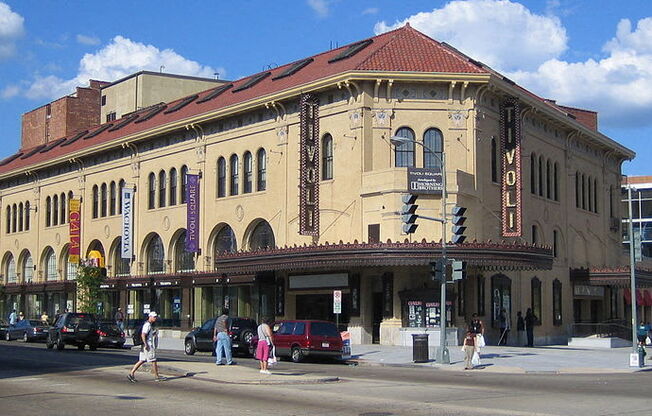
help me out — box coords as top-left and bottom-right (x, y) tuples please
(275, 322), (295, 335)
(68, 315), (95, 326)
(29, 320), (41, 326)
(311, 322), (339, 337)
(99, 322), (119, 331)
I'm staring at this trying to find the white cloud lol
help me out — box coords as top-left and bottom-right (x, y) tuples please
(0, 2), (25, 59)
(307, 0), (329, 18)
(1, 84), (19, 99)
(76, 34), (100, 46)
(362, 7), (379, 16)
(22, 35), (225, 100)
(374, 0), (567, 72)
(511, 18), (652, 128)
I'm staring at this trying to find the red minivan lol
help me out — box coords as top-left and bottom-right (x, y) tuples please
(272, 320), (350, 363)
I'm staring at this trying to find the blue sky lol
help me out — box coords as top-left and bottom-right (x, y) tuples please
(0, 0), (651, 175)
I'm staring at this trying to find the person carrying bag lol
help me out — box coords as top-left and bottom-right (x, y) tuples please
(255, 317), (274, 375)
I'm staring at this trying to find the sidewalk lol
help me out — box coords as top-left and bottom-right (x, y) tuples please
(148, 336), (650, 377)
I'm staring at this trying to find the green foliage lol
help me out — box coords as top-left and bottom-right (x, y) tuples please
(76, 265), (106, 314)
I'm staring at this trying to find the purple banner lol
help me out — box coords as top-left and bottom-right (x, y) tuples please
(185, 174), (200, 252)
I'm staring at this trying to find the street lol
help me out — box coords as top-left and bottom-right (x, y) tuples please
(1, 341), (651, 415)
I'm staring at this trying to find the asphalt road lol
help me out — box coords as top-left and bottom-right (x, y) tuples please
(1, 340), (651, 416)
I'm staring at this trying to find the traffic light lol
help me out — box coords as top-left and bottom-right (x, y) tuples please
(452, 260), (467, 280)
(450, 206), (467, 244)
(401, 194), (419, 234)
(430, 259), (446, 281)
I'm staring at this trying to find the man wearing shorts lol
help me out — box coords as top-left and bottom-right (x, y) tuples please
(128, 311), (163, 382)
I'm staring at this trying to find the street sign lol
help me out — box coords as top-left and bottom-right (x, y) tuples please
(634, 229), (642, 262)
(333, 290), (342, 314)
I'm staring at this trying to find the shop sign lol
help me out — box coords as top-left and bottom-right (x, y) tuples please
(289, 273), (348, 289)
(185, 173), (200, 252)
(299, 93), (320, 236)
(333, 290), (342, 314)
(68, 199), (81, 263)
(121, 187), (134, 259)
(573, 285), (604, 297)
(500, 97), (522, 237)
(407, 167), (443, 194)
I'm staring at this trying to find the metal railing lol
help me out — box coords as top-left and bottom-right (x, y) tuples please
(571, 319), (631, 340)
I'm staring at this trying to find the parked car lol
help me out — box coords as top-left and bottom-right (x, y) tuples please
(97, 320), (126, 349)
(4, 319), (49, 342)
(0, 318), (9, 340)
(271, 320), (350, 363)
(184, 316), (257, 356)
(46, 312), (100, 351)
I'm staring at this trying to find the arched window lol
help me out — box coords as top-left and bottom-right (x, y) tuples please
(174, 231), (195, 272)
(230, 154), (239, 196)
(25, 202), (30, 231)
(394, 127), (415, 168)
(531, 277), (542, 326)
(169, 169), (177, 206)
(322, 134), (333, 180)
(158, 170), (167, 208)
(244, 152), (253, 193)
(113, 238), (131, 276)
(45, 248), (57, 281)
(249, 221), (275, 250)
(491, 138), (498, 183)
(6, 206), (10, 233)
(553, 279), (562, 326)
(11, 204), (16, 232)
(581, 174), (586, 209)
(67, 191), (74, 221)
(45, 197), (52, 227)
(110, 182), (116, 216)
(575, 171), (580, 208)
(63, 246), (78, 281)
(60, 193), (66, 224)
(181, 165), (188, 204)
(530, 153), (537, 194)
(538, 155), (544, 197)
(53, 194), (59, 226)
(6, 254), (16, 283)
(217, 157), (227, 197)
(257, 149), (267, 191)
(546, 160), (551, 199)
(148, 173), (156, 209)
(18, 202), (23, 232)
(214, 225), (237, 256)
(593, 178), (598, 213)
(532, 225), (538, 245)
(100, 183), (107, 217)
(423, 128), (443, 170)
(553, 162), (559, 201)
(117, 181), (124, 214)
(92, 185), (99, 218)
(146, 235), (165, 274)
(23, 253), (33, 283)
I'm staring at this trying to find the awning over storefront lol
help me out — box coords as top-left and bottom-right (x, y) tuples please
(214, 240), (553, 276)
(644, 290), (652, 307)
(624, 289), (646, 305)
(571, 267), (652, 288)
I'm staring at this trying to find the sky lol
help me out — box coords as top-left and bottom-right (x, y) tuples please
(0, 0), (651, 175)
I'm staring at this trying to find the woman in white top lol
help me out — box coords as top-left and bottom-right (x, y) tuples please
(255, 317), (274, 374)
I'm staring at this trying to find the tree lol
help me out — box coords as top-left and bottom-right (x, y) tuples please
(76, 264), (106, 314)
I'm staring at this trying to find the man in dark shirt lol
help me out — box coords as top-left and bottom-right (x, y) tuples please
(213, 308), (235, 365)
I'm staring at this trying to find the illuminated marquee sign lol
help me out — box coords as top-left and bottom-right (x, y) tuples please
(500, 98), (522, 237)
(299, 93), (320, 236)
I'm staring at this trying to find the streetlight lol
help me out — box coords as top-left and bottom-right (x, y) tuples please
(390, 135), (450, 364)
(624, 180), (638, 353)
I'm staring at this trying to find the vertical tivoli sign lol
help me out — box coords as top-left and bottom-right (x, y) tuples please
(299, 93), (320, 236)
(500, 97), (522, 237)
(185, 173), (200, 252)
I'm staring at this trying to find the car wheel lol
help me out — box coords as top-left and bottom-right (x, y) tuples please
(56, 336), (65, 350)
(46, 340), (54, 349)
(291, 346), (304, 363)
(89, 344), (97, 351)
(77, 344), (85, 351)
(184, 339), (196, 355)
(116, 343), (125, 349)
(5, 331), (10, 341)
(23, 332), (28, 342)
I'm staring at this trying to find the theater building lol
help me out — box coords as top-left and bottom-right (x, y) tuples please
(0, 25), (635, 346)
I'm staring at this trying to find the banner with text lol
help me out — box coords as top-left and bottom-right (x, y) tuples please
(68, 199), (81, 263)
(121, 187), (134, 259)
(185, 173), (200, 252)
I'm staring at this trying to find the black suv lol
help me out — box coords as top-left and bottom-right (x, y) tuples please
(184, 316), (257, 356)
(46, 312), (100, 351)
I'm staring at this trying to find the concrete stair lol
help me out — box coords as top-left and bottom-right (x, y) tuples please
(568, 335), (631, 348)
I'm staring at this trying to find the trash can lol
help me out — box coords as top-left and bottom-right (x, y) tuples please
(412, 334), (429, 363)
(638, 345), (646, 368)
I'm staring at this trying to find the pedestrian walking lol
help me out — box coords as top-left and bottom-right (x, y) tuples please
(498, 308), (510, 345)
(18, 311), (24, 321)
(127, 311), (163, 383)
(40, 311), (49, 326)
(462, 330), (478, 370)
(8, 309), (17, 327)
(255, 317), (274, 375)
(213, 308), (235, 365)
(525, 308), (537, 347)
(637, 320), (650, 346)
(516, 311), (525, 346)
(115, 307), (125, 332)
(468, 313), (485, 346)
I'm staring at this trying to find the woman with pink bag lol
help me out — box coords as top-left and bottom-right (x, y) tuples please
(255, 317), (274, 375)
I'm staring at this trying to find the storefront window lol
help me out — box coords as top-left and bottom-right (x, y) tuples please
(491, 274), (511, 328)
(531, 277), (542, 325)
(553, 279), (562, 326)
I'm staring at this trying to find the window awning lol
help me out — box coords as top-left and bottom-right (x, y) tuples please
(644, 290), (652, 307)
(624, 289), (646, 305)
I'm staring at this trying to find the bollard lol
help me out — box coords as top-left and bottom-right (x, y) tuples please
(638, 345), (646, 368)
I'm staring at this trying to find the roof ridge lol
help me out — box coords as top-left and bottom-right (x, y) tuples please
(355, 26), (407, 70)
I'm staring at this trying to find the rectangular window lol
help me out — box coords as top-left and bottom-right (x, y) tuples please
(368, 224), (380, 243)
(553, 280), (562, 326)
(531, 278), (542, 325)
(101, 95), (106, 106)
(106, 112), (116, 122)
